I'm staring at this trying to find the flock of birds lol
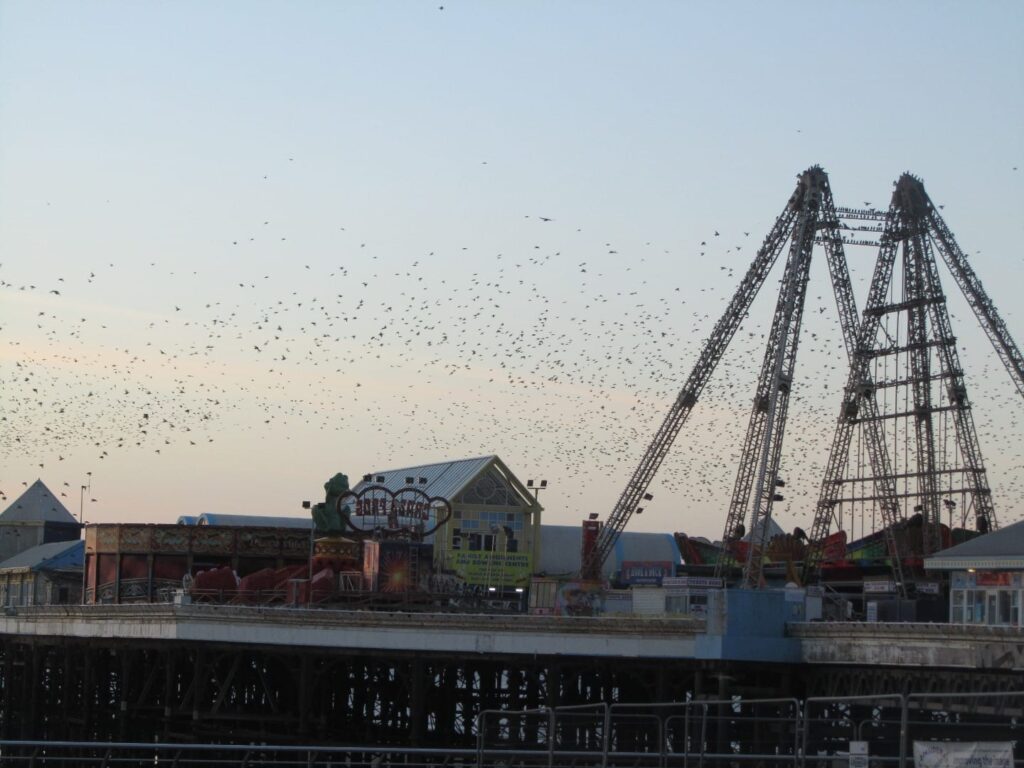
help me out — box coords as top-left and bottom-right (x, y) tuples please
(3, 167), (1023, 540)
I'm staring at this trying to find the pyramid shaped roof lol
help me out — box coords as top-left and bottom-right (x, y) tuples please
(0, 480), (78, 525)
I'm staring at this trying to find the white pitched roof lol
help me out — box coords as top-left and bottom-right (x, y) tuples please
(0, 480), (78, 525)
(925, 519), (1024, 571)
(352, 455), (536, 507)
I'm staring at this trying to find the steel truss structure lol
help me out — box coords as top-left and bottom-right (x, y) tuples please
(1, 634), (1020, 751)
(805, 175), (1023, 588)
(583, 168), (1022, 592)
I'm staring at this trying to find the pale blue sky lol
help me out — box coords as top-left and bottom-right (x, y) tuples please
(2, 2), (1022, 539)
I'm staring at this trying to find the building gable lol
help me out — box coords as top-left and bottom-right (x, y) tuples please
(352, 455), (540, 511)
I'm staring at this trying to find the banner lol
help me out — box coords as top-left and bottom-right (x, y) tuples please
(976, 572), (1012, 587)
(848, 741), (868, 768)
(913, 742), (1013, 768)
(448, 550), (532, 587)
(662, 576), (723, 590)
(554, 581), (604, 616)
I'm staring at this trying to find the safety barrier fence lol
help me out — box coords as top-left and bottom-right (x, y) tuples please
(477, 690), (1024, 768)
(0, 691), (1019, 767)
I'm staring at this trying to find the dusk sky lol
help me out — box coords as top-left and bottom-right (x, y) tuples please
(2, 2), (1023, 541)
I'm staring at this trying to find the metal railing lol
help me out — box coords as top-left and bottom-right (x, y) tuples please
(476, 690), (1024, 768)
(0, 741), (477, 767)
(1, 691), (1020, 767)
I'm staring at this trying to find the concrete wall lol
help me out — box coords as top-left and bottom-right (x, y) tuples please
(791, 621), (1024, 672)
(0, 604), (704, 659)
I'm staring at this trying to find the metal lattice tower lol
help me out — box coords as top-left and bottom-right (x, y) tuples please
(715, 170), (822, 587)
(804, 174), (1023, 589)
(580, 169), (810, 580)
(582, 168), (1023, 594)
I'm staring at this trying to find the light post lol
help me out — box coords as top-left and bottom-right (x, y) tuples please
(501, 524), (513, 603)
(79, 473), (92, 526)
(485, 523), (501, 597)
(524, 479), (549, 597)
(944, 499), (957, 531)
(525, 479), (547, 503)
(302, 501), (312, 607)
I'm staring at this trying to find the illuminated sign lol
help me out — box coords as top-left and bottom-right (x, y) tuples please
(863, 579), (896, 594)
(976, 572), (1012, 587)
(620, 560), (674, 585)
(353, 496), (432, 521)
(338, 485), (452, 535)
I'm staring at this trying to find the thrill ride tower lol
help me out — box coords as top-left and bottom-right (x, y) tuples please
(580, 169), (1023, 596)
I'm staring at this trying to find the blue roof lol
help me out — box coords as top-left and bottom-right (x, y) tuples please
(0, 540), (84, 571)
(195, 513), (312, 529)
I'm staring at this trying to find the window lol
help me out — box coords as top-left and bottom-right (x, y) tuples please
(967, 590), (985, 624)
(468, 534), (482, 552)
(998, 591), (1012, 625)
(666, 595), (687, 614)
(461, 471), (522, 506)
(956, 588), (1024, 626)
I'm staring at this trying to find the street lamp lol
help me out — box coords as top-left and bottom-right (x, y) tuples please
(525, 479), (547, 503)
(78, 473), (93, 526)
(485, 523), (501, 596)
(944, 499), (957, 531)
(302, 501), (312, 607)
(524, 479), (549, 602)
